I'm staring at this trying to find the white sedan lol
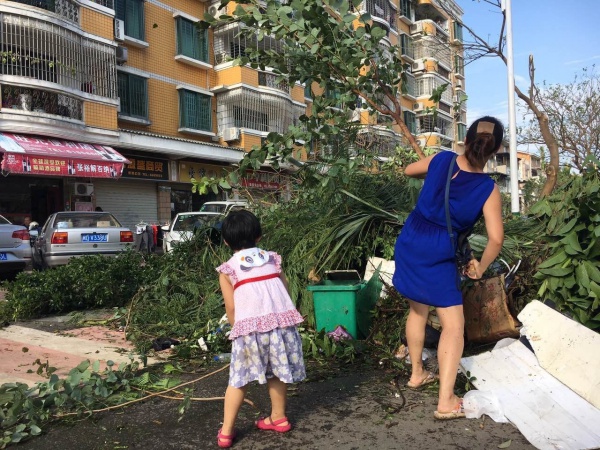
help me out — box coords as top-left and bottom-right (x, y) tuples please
(162, 212), (222, 253)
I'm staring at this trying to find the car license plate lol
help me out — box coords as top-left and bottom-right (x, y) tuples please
(81, 233), (108, 243)
(0, 253), (7, 261)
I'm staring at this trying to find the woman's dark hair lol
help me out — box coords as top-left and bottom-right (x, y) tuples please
(464, 116), (504, 169)
(221, 210), (262, 251)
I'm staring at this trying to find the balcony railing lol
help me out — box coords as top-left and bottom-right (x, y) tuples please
(0, 13), (118, 99)
(258, 72), (290, 94)
(9, 0), (79, 24)
(364, 0), (396, 31)
(1, 84), (83, 121)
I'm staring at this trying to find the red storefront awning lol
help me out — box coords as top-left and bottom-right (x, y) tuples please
(0, 133), (130, 178)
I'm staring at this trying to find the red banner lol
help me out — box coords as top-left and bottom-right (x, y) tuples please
(1, 153), (124, 178)
(0, 133), (129, 178)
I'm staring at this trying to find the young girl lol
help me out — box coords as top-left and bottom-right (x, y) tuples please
(215, 210), (305, 448)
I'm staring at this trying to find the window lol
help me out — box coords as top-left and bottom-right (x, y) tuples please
(453, 22), (463, 42)
(179, 89), (212, 131)
(176, 17), (209, 63)
(115, 0), (145, 41)
(454, 55), (465, 77)
(399, 0), (412, 19)
(403, 111), (416, 134)
(304, 81), (312, 99)
(457, 123), (467, 142)
(233, 106), (268, 131)
(118, 72), (148, 119)
(400, 34), (414, 59)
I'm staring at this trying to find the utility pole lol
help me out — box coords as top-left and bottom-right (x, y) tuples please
(503, 0), (520, 214)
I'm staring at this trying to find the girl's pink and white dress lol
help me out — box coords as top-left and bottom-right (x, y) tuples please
(216, 247), (306, 388)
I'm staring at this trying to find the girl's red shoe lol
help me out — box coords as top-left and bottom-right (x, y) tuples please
(256, 416), (292, 433)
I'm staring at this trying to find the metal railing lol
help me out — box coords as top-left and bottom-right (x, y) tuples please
(9, 0), (79, 24)
(1, 84), (83, 120)
(0, 13), (118, 99)
(258, 72), (290, 94)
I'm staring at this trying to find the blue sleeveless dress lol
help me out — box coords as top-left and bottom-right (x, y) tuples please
(392, 151), (495, 307)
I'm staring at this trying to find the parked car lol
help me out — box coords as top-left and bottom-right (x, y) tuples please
(0, 214), (32, 278)
(32, 211), (134, 269)
(162, 212), (222, 253)
(198, 201), (249, 215)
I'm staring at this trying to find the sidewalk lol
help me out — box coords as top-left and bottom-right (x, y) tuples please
(0, 312), (156, 386)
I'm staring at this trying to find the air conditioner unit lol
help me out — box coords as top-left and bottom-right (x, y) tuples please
(455, 80), (463, 89)
(208, 5), (225, 17)
(114, 19), (125, 41)
(412, 61), (426, 73)
(116, 46), (128, 64)
(73, 183), (94, 196)
(223, 127), (240, 142)
(413, 102), (425, 112)
(417, 137), (427, 147)
(453, 94), (459, 103)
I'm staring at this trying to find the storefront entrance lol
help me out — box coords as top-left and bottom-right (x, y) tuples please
(0, 176), (63, 226)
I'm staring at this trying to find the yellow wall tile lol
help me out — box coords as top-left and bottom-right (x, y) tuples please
(80, 8), (113, 40)
(84, 102), (118, 130)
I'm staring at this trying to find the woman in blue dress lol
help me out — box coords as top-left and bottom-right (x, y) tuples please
(392, 116), (505, 420)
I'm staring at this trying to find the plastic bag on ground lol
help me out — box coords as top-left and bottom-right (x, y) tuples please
(463, 390), (509, 423)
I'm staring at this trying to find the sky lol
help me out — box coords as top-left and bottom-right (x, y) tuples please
(459, 0), (600, 134)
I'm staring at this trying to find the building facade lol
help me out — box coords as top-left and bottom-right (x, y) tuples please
(0, 0), (465, 231)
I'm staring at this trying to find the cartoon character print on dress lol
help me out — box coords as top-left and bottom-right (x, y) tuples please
(238, 248), (276, 272)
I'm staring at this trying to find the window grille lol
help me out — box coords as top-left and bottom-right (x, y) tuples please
(399, 0), (412, 19)
(414, 38), (451, 67)
(176, 17), (208, 63)
(179, 89), (211, 131)
(213, 21), (284, 65)
(117, 72), (147, 119)
(258, 72), (289, 94)
(90, 0), (114, 9)
(403, 110), (416, 134)
(418, 115), (454, 140)
(10, 0), (79, 24)
(115, 0), (144, 41)
(0, 13), (117, 99)
(217, 87), (300, 134)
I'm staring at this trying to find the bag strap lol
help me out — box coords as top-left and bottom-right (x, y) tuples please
(444, 154), (458, 252)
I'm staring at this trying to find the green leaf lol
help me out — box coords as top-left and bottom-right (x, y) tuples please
(560, 231), (583, 254)
(555, 217), (578, 235)
(537, 250), (568, 269)
(537, 267), (573, 277)
(575, 263), (591, 289)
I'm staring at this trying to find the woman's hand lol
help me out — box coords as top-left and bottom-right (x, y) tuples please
(466, 259), (483, 279)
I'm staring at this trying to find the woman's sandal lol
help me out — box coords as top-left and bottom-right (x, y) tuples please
(434, 398), (466, 420)
(256, 416), (292, 433)
(406, 371), (439, 390)
(217, 428), (236, 448)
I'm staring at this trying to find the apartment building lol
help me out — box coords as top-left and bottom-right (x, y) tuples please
(0, 0), (465, 229)
(486, 144), (543, 206)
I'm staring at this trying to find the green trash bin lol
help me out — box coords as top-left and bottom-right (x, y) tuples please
(307, 269), (382, 339)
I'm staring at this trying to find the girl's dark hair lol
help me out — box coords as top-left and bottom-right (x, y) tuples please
(221, 210), (262, 251)
(464, 116), (504, 169)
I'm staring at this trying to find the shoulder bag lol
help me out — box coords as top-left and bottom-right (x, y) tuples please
(444, 154), (474, 281)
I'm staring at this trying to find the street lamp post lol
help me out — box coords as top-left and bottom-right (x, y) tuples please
(503, 0), (520, 215)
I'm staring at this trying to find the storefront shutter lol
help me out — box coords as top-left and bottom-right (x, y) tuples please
(93, 179), (158, 231)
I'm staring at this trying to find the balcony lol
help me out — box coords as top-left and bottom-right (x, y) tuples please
(9, 0), (80, 24)
(216, 86), (304, 135)
(0, 12), (118, 101)
(1, 84), (82, 121)
(258, 71), (290, 94)
(413, 37), (452, 68)
(364, 0), (396, 32)
(213, 21), (283, 66)
(410, 19), (448, 40)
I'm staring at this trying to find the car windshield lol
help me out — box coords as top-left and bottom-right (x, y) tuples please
(173, 215), (211, 232)
(199, 204), (226, 214)
(0, 215), (10, 225)
(53, 213), (121, 228)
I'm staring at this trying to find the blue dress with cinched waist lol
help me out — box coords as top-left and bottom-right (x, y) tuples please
(392, 151), (495, 307)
